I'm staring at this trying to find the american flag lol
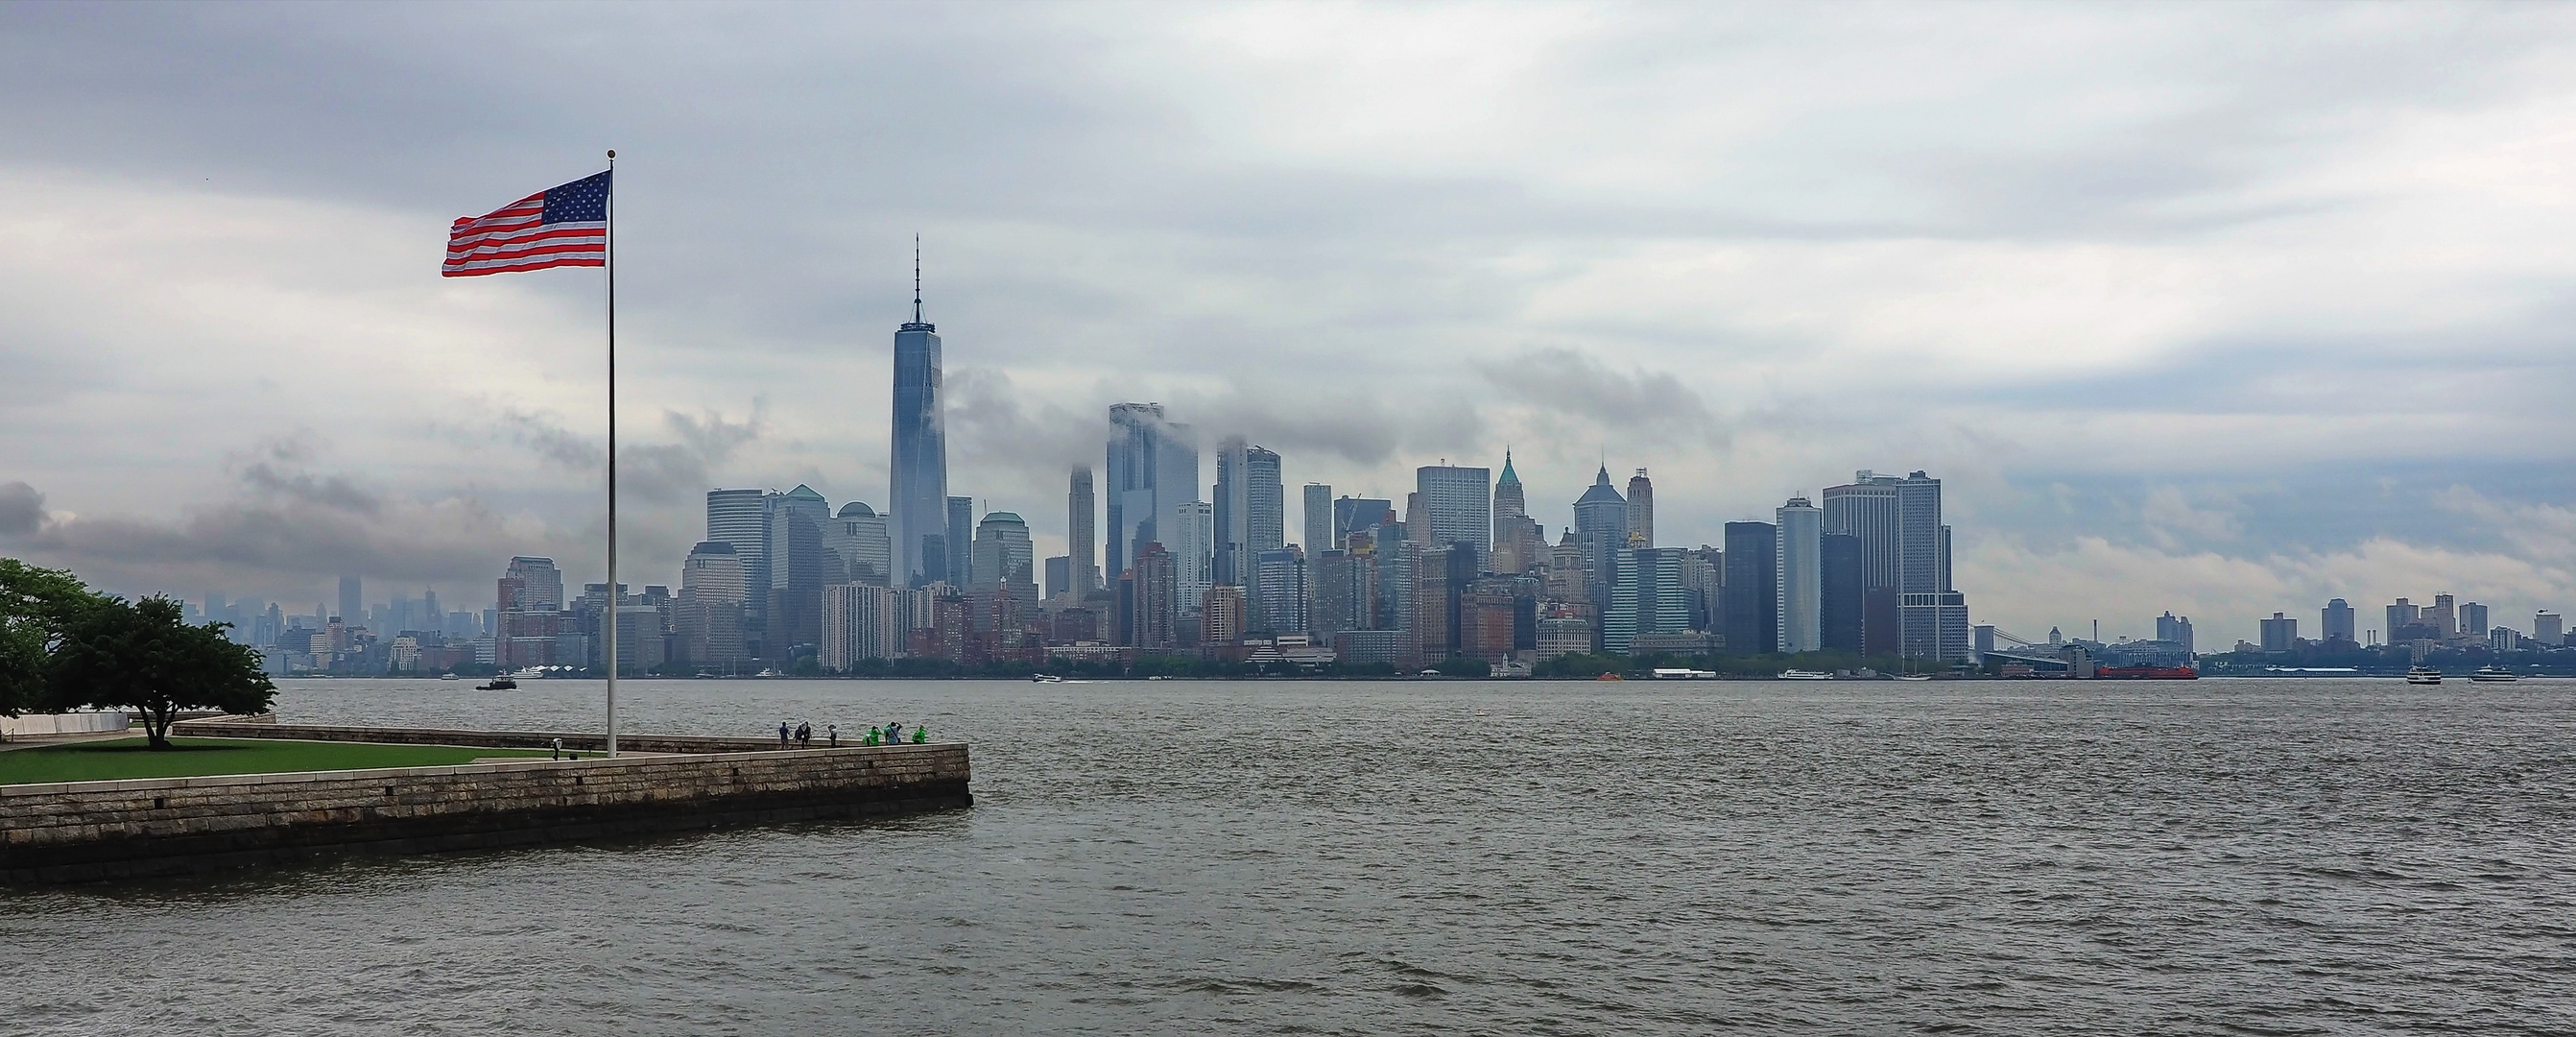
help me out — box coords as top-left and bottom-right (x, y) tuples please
(442, 170), (611, 277)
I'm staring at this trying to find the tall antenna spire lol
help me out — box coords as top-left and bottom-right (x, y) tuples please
(912, 233), (922, 325)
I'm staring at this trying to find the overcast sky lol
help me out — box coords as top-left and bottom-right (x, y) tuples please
(3, 2), (2571, 643)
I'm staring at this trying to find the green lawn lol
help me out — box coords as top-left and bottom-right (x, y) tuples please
(0, 737), (576, 785)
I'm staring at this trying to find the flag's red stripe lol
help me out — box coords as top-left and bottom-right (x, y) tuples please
(446, 225), (606, 253)
(442, 245), (606, 271)
(441, 255), (604, 277)
(446, 238), (607, 262)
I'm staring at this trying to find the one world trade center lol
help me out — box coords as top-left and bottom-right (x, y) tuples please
(889, 242), (946, 587)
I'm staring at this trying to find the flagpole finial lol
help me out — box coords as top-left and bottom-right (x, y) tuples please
(607, 149), (616, 159)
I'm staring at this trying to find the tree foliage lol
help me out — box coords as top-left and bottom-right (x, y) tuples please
(43, 594), (275, 749)
(0, 558), (96, 718)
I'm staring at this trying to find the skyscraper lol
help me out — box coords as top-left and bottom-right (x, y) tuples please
(1168, 499), (1214, 611)
(1721, 522), (1776, 656)
(1897, 470), (1944, 594)
(824, 501), (894, 587)
(1302, 483), (1332, 558)
(889, 246), (947, 588)
(970, 512), (1036, 593)
(1626, 470), (1655, 546)
(1257, 545), (1309, 636)
(769, 485), (831, 654)
(1416, 465), (1492, 555)
(1067, 466), (1097, 593)
(2320, 599), (2354, 644)
(1821, 534), (1864, 652)
(706, 488), (776, 640)
(1775, 496), (1822, 653)
(2462, 601), (2489, 636)
(336, 574), (361, 625)
(2159, 610), (2199, 652)
(1605, 545), (1685, 654)
(1106, 403), (1198, 580)
(2260, 612), (2298, 652)
(1214, 439), (1284, 592)
(942, 495), (974, 588)
(1573, 467), (1628, 614)
(676, 541), (746, 669)
(1491, 452), (1536, 573)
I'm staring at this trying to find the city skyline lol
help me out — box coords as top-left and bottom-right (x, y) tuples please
(3, 6), (2573, 644)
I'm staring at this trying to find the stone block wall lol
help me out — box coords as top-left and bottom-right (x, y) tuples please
(0, 743), (969, 884)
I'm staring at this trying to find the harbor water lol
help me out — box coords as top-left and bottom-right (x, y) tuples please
(7, 677), (2571, 1034)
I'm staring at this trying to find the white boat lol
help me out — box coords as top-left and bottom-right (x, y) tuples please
(2406, 666), (2444, 686)
(1895, 674), (1933, 682)
(2470, 666), (2519, 683)
(1030, 673), (1065, 684)
(1777, 669), (1833, 681)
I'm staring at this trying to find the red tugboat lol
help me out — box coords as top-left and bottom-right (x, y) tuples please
(2094, 664), (2199, 680)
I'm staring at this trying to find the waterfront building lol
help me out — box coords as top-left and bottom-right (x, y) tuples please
(1204, 584), (1247, 647)
(1573, 468), (1628, 615)
(2157, 610), (2198, 653)
(1168, 499), (1215, 611)
(502, 556), (564, 612)
(1417, 464), (1492, 555)
(1535, 601), (1593, 661)
(1776, 496), (1823, 653)
(1412, 544), (1456, 663)
(889, 260), (947, 587)
(1606, 545), (1687, 654)
(2387, 598), (2419, 639)
(1213, 438), (1284, 588)
(2260, 612), (2298, 652)
(1626, 470), (1655, 546)
(1681, 546), (1722, 634)
(823, 502), (894, 588)
(1821, 534), (1863, 653)
(2319, 600), (2352, 644)
(1310, 550), (1360, 645)
(1375, 538), (1418, 639)
(1106, 403), (1198, 582)
(1067, 466), (1098, 594)
(2535, 611), (2563, 645)
(1721, 522), (1777, 656)
(2429, 593), (2457, 637)
(2462, 601), (2489, 637)
(1898, 591), (1971, 662)
(1130, 543), (1179, 651)
(1257, 545), (1309, 636)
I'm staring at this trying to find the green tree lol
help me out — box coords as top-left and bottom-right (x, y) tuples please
(0, 558), (96, 719)
(44, 594), (275, 749)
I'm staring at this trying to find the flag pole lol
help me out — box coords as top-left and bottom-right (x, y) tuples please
(604, 148), (619, 760)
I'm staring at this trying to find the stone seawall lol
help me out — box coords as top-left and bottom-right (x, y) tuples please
(0, 743), (970, 884)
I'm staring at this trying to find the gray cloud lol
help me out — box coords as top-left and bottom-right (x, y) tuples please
(2, 4), (2572, 634)
(1477, 348), (1722, 446)
(0, 481), (46, 536)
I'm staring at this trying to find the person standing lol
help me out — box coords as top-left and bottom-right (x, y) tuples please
(779, 721), (791, 748)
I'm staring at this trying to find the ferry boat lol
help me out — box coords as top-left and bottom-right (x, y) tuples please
(1777, 669), (1834, 681)
(2470, 665), (2519, 683)
(2405, 666), (2444, 686)
(475, 676), (518, 691)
